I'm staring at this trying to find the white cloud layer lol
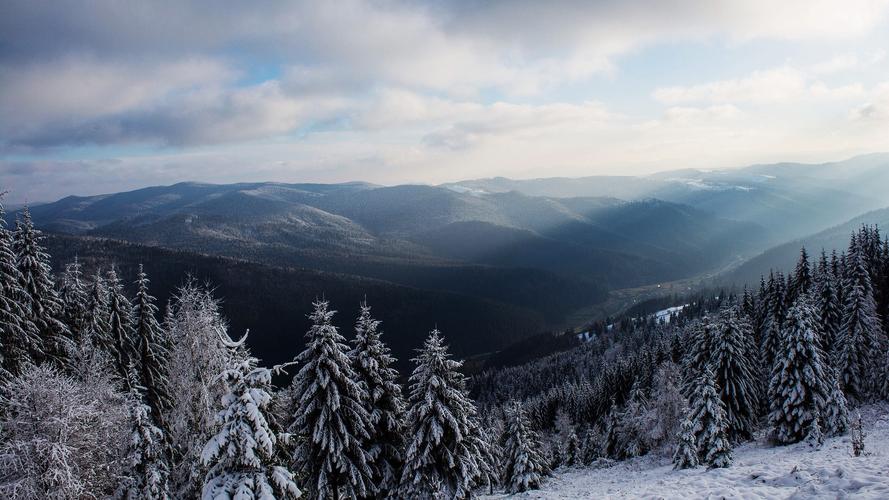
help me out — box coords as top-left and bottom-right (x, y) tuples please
(2, 0), (889, 201)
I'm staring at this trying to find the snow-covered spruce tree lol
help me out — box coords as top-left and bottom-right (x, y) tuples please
(501, 401), (549, 494)
(672, 415), (699, 470)
(85, 269), (112, 351)
(761, 272), (788, 374)
(600, 400), (621, 460)
(580, 425), (601, 465)
(710, 306), (759, 442)
(0, 364), (130, 499)
(166, 282), (237, 498)
(688, 366), (732, 469)
(822, 366), (849, 437)
(118, 381), (172, 500)
(815, 251), (843, 357)
(789, 248), (813, 303)
(106, 266), (137, 387)
(839, 250), (882, 401)
(59, 258), (89, 343)
(619, 381), (650, 458)
(400, 329), (492, 499)
(646, 361), (687, 454)
(681, 318), (713, 398)
(201, 350), (301, 500)
(767, 294), (831, 445)
(13, 207), (71, 368)
(288, 300), (373, 500)
(132, 265), (173, 432)
(850, 412), (865, 457)
(0, 196), (37, 380)
(348, 301), (406, 497)
(564, 430), (580, 467)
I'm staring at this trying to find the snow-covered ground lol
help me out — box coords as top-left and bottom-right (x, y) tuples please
(486, 403), (889, 499)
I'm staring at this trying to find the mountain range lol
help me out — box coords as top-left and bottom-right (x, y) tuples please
(10, 152), (889, 367)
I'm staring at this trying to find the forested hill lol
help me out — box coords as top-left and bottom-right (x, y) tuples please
(42, 233), (548, 372)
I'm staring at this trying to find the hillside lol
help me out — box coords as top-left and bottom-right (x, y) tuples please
(15, 181), (771, 326)
(483, 404), (889, 499)
(725, 206), (889, 287)
(41, 233), (550, 372)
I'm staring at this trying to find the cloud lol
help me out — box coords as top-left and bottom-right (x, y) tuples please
(653, 67), (867, 105)
(3, 0), (889, 202)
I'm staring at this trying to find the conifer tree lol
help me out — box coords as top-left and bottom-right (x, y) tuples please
(400, 329), (491, 499)
(789, 248), (813, 302)
(0, 196), (37, 379)
(672, 415), (699, 470)
(599, 401), (621, 460)
(580, 426), (600, 466)
(59, 258), (89, 343)
(132, 265), (173, 432)
(202, 353), (301, 500)
(119, 380), (172, 500)
(501, 401), (548, 494)
(166, 283), (236, 498)
(348, 301), (406, 497)
(106, 266), (137, 387)
(288, 300), (373, 500)
(761, 272), (787, 373)
(13, 207), (71, 368)
(85, 270), (112, 351)
(768, 295), (831, 445)
(815, 251), (843, 357)
(850, 412), (865, 457)
(839, 250), (882, 401)
(688, 366), (732, 468)
(564, 430), (579, 467)
(681, 319), (713, 397)
(710, 306), (759, 441)
(822, 366), (849, 437)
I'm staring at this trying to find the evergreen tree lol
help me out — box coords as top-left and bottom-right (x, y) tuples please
(580, 426), (600, 466)
(85, 270), (112, 352)
(822, 366), (849, 437)
(106, 266), (137, 387)
(13, 207), (71, 368)
(789, 248), (813, 302)
(399, 329), (491, 500)
(59, 258), (89, 343)
(815, 251), (843, 357)
(710, 306), (759, 442)
(201, 353), (301, 500)
(132, 265), (172, 432)
(672, 415), (699, 470)
(288, 300), (373, 500)
(688, 366), (732, 469)
(761, 272), (787, 373)
(119, 382), (172, 500)
(166, 283), (237, 498)
(600, 401), (621, 460)
(348, 301), (406, 498)
(768, 295), (831, 445)
(681, 319), (713, 397)
(564, 430), (579, 467)
(850, 412), (865, 457)
(500, 401), (548, 494)
(0, 196), (37, 380)
(839, 250), (882, 401)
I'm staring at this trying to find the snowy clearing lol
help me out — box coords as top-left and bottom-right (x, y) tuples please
(485, 403), (889, 499)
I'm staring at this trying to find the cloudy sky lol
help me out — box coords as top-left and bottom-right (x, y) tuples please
(2, 0), (889, 203)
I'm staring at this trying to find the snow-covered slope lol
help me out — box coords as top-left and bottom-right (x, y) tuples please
(485, 403), (889, 499)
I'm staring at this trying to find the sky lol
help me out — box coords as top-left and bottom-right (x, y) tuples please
(2, 0), (889, 204)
